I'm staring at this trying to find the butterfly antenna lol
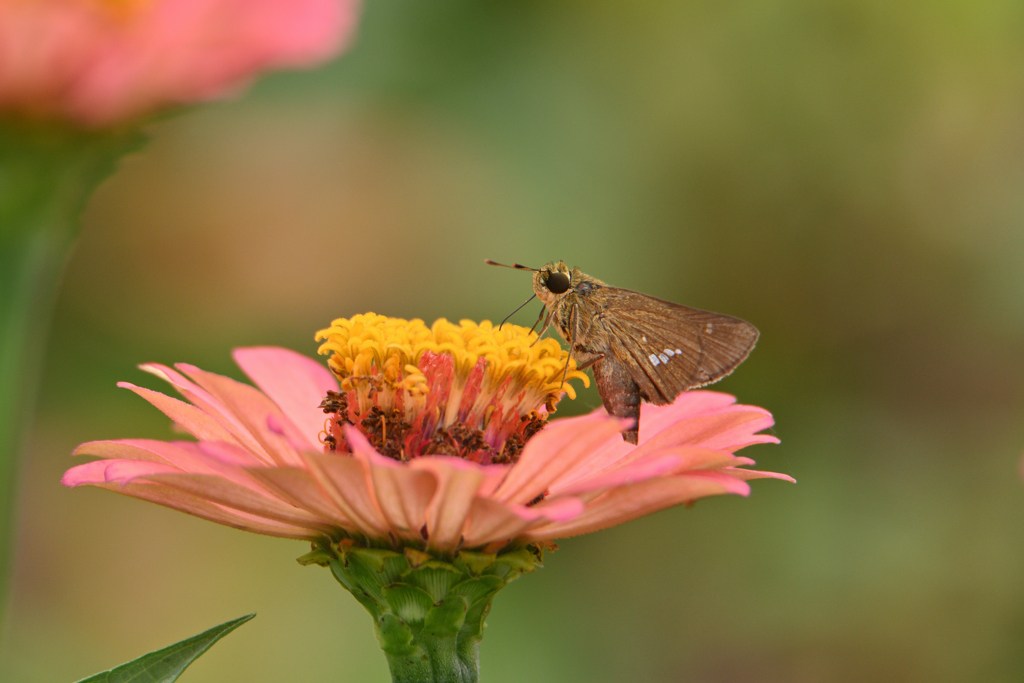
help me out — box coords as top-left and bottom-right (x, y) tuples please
(498, 294), (537, 330)
(484, 259), (538, 272)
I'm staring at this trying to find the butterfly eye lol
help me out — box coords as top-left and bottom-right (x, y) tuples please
(545, 271), (571, 294)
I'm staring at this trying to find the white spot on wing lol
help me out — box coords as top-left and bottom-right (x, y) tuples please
(649, 354), (660, 366)
(658, 353), (670, 363)
(705, 323), (714, 334)
(664, 348), (675, 357)
(642, 335), (647, 343)
(675, 348), (682, 355)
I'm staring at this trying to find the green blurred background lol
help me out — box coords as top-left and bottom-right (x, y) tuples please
(4, 0), (1024, 680)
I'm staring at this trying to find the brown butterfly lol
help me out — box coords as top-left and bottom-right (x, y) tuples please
(486, 260), (759, 444)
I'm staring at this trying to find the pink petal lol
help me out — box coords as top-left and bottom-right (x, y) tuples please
(69, 439), (354, 536)
(725, 468), (797, 483)
(62, 459), (180, 487)
(267, 413), (322, 453)
(233, 347), (338, 450)
(0, 0), (361, 126)
(73, 439), (181, 464)
(493, 411), (627, 506)
(299, 450), (389, 537)
(141, 363), (264, 456)
(553, 446), (747, 498)
(526, 472), (752, 540)
(698, 414), (779, 451)
(243, 466), (352, 528)
(139, 472), (332, 532)
(409, 456), (487, 552)
(196, 441), (264, 467)
(543, 397), (776, 492)
(634, 406), (777, 456)
(658, 446), (746, 473)
(462, 496), (584, 548)
(551, 452), (683, 497)
(637, 391), (740, 431)
(118, 382), (239, 444)
(85, 479), (322, 540)
(176, 363), (306, 467)
(73, 439), (283, 500)
(344, 428), (437, 539)
(75, 438), (258, 468)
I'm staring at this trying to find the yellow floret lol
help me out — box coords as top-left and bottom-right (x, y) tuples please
(315, 313), (588, 403)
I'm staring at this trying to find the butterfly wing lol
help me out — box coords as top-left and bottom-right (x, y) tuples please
(595, 288), (759, 405)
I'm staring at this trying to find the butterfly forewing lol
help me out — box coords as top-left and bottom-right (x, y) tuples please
(597, 288), (759, 405)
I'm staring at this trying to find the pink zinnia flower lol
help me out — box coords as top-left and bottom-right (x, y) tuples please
(0, 0), (360, 126)
(63, 313), (791, 552)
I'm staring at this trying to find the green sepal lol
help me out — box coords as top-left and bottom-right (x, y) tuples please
(377, 614), (418, 658)
(422, 594), (468, 637)
(339, 548), (416, 588)
(449, 575), (504, 608)
(454, 551), (496, 576)
(382, 583), (435, 625)
(492, 546), (542, 573)
(344, 546), (404, 573)
(403, 563), (463, 602)
(403, 547), (433, 568)
(325, 556), (383, 619)
(343, 549), (404, 605)
(296, 547), (334, 567)
(460, 600), (493, 643)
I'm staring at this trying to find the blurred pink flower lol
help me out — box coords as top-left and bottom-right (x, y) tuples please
(0, 0), (359, 126)
(63, 315), (791, 552)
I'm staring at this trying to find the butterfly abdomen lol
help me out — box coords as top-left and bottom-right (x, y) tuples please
(592, 355), (642, 445)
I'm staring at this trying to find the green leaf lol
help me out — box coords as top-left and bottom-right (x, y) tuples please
(74, 614), (255, 683)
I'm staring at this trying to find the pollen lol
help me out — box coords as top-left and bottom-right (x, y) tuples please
(314, 313), (589, 464)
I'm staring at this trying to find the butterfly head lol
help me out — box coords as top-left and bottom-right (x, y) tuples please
(532, 261), (574, 305)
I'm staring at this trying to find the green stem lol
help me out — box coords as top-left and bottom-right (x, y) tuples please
(383, 631), (480, 683)
(0, 219), (76, 615)
(0, 120), (145, 630)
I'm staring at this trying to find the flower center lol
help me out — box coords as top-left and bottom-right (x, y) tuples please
(315, 313), (588, 463)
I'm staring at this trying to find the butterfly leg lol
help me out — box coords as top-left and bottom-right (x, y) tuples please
(556, 302), (582, 390)
(592, 356), (642, 445)
(530, 307), (553, 347)
(529, 305), (547, 334)
(557, 303), (602, 387)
